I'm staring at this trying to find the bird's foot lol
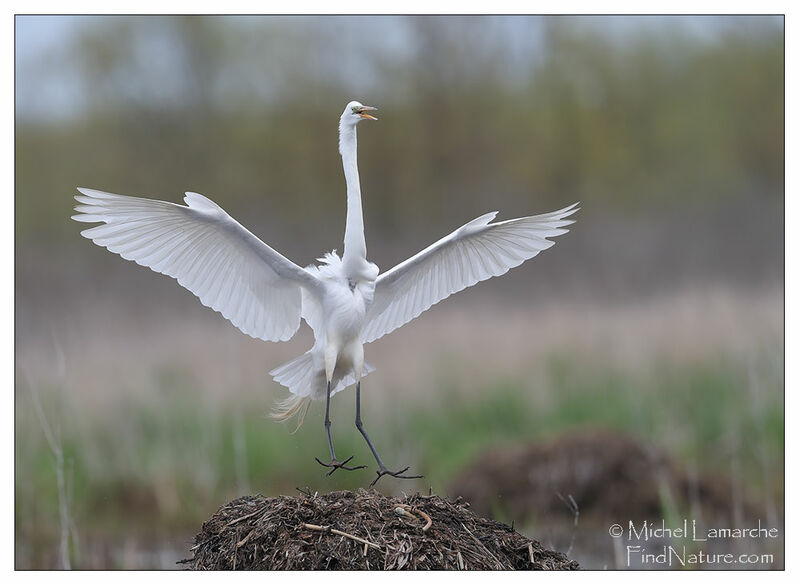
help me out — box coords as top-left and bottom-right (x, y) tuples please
(369, 466), (424, 487)
(315, 455), (366, 476)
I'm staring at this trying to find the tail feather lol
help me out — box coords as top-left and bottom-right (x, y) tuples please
(270, 351), (315, 391)
(271, 394), (313, 432)
(270, 352), (316, 430)
(269, 351), (375, 429)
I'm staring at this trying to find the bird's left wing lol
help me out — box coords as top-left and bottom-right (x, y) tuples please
(73, 188), (324, 342)
(360, 203), (579, 344)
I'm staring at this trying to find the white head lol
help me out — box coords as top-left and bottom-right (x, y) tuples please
(340, 100), (378, 127)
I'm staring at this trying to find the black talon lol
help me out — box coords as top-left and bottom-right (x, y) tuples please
(315, 455), (366, 476)
(370, 466), (424, 487)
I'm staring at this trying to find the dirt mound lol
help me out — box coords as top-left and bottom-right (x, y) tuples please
(450, 428), (754, 525)
(181, 489), (578, 570)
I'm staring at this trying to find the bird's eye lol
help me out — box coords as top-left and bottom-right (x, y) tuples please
(351, 106), (360, 113)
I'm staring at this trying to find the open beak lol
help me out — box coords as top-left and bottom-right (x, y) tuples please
(357, 106), (378, 120)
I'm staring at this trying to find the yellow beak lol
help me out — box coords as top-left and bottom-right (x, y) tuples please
(357, 106), (378, 120)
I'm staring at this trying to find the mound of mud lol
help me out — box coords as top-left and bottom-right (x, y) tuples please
(450, 429), (755, 525)
(181, 489), (578, 570)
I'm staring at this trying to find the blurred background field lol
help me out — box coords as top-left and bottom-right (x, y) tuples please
(15, 15), (783, 569)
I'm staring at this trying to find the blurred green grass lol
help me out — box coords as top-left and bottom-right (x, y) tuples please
(15, 344), (783, 568)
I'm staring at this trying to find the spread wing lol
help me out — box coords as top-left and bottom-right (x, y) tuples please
(361, 203), (579, 344)
(72, 188), (323, 342)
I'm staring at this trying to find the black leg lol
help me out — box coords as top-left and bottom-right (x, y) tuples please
(315, 380), (365, 476)
(323, 379), (336, 460)
(354, 381), (423, 487)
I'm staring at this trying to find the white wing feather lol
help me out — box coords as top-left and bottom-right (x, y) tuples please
(361, 202), (579, 344)
(72, 187), (323, 342)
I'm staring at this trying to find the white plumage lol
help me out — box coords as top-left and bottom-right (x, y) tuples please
(73, 100), (578, 481)
(362, 205), (578, 344)
(73, 189), (321, 342)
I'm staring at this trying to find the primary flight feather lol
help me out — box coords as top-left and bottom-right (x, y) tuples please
(73, 100), (578, 485)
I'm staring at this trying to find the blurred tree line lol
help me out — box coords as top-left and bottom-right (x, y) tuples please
(16, 16), (782, 268)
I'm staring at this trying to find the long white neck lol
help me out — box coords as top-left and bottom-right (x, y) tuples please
(339, 120), (367, 272)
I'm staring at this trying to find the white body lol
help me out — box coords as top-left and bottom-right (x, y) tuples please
(73, 101), (579, 426)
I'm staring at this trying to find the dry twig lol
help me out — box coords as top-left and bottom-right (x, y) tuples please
(395, 503), (433, 533)
(301, 523), (383, 550)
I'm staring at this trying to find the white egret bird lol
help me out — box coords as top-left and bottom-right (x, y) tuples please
(73, 100), (578, 485)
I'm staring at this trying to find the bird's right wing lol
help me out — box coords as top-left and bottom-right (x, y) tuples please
(72, 188), (324, 342)
(361, 203), (579, 344)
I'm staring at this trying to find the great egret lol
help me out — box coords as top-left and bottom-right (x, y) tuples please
(73, 100), (578, 485)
